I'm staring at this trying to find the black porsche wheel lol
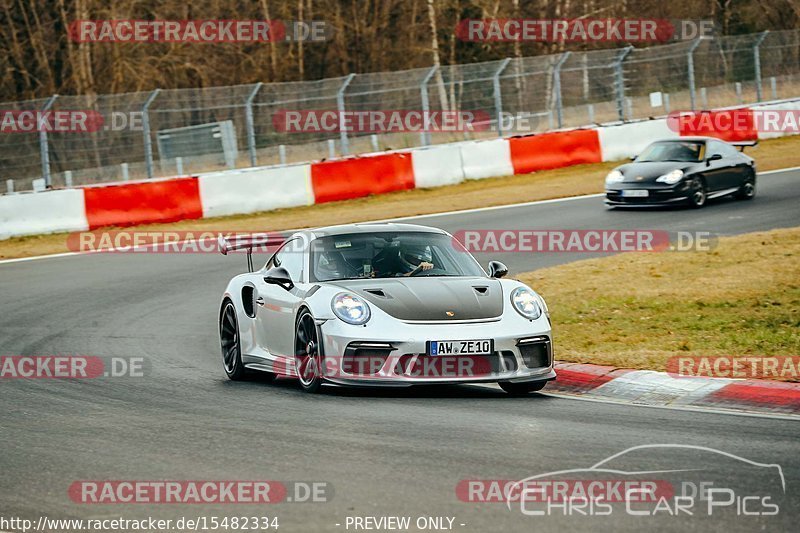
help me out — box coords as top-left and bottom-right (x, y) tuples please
(735, 174), (756, 200)
(688, 178), (707, 208)
(220, 300), (246, 380)
(295, 309), (323, 393)
(499, 381), (548, 396)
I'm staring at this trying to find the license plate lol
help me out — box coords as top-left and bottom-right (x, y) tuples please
(622, 189), (649, 198)
(428, 339), (493, 356)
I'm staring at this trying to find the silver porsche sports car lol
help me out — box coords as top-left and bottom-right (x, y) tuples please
(217, 223), (555, 394)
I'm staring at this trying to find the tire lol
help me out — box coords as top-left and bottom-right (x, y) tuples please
(499, 380), (548, 395)
(688, 177), (707, 208)
(735, 173), (756, 200)
(295, 308), (324, 393)
(220, 300), (246, 380)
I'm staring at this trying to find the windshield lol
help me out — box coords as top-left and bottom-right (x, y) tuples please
(637, 141), (704, 163)
(310, 231), (486, 281)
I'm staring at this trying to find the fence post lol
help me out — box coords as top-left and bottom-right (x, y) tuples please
(753, 31), (769, 102)
(613, 47), (632, 122)
(553, 52), (571, 129)
(39, 94), (58, 187)
(245, 82), (263, 166)
(142, 89), (161, 179)
(337, 74), (356, 156)
(493, 58), (511, 137)
(687, 38), (702, 111)
(419, 66), (438, 147)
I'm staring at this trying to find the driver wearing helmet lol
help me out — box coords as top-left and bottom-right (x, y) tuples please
(373, 242), (434, 277)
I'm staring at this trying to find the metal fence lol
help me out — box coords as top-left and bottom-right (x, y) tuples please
(2, 30), (799, 192)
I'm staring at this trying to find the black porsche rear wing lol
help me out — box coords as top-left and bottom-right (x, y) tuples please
(730, 140), (758, 152)
(218, 233), (285, 272)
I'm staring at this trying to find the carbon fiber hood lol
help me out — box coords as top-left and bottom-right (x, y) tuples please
(329, 277), (503, 321)
(617, 161), (695, 183)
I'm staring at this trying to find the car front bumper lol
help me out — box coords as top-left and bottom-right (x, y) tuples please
(318, 316), (555, 387)
(605, 181), (693, 206)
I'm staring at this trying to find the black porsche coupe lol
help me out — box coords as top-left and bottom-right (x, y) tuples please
(604, 137), (757, 208)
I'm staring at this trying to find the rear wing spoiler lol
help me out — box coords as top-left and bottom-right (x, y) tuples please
(730, 140), (758, 152)
(218, 233), (285, 272)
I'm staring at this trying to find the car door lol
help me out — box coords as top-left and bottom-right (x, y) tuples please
(254, 237), (307, 367)
(702, 140), (731, 193)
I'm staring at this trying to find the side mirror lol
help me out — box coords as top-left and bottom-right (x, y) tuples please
(629, 155), (637, 161)
(706, 153), (723, 165)
(488, 260), (508, 279)
(264, 266), (294, 290)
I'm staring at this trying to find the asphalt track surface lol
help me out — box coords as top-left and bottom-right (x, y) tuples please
(1, 168), (799, 532)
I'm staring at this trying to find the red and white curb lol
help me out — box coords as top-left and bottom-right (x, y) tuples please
(549, 362), (800, 416)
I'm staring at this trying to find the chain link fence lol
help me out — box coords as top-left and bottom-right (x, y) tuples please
(2, 30), (799, 192)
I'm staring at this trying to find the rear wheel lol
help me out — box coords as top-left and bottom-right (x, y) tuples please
(295, 309), (323, 393)
(735, 174), (756, 200)
(220, 300), (246, 380)
(688, 178), (707, 208)
(499, 381), (548, 396)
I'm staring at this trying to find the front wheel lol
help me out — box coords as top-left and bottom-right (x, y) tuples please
(688, 178), (707, 208)
(295, 309), (324, 393)
(499, 381), (548, 395)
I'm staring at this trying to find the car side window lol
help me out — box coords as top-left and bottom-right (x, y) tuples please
(270, 238), (304, 281)
(707, 141), (725, 158)
(719, 142), (740, 158)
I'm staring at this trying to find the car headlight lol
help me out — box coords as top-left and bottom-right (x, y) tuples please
(605, 170), (624, 186)
(656, 169), (684, 185)
(511, 287), (543, 320)
(331, 292), (371, 325)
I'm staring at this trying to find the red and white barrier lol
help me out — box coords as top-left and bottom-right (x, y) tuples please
(598, 119), (678, 161)
(509, 129), (602, 173)
(459, 139), (514, 180)
(411, 144), (465, 188)
(0, 189), (88, 240)
(2, 99), (798, 240)
(311, 152), (414, 203)
(199, 164), (313, 218)
(83, 176), (203, 229)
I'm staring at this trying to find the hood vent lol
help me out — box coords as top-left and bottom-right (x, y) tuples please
(473, 286), (489, 295)
(364, 288), (388, 298)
